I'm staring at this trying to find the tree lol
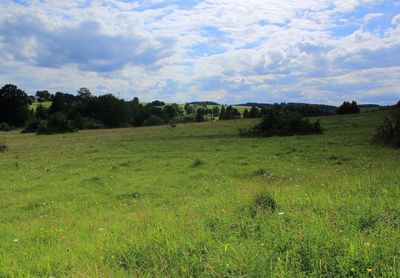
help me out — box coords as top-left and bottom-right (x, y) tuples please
(248, 106), (260, 118)
(239, 109), (323, 137)
(243, 108), (249, 118)
(219, 105), (226, 119)
(374, 102), (400, 148)
(184, 103), (195, 114)
(151, 100), (165, 106)
(163, 105), (178, 120)
(49, 92), (76, 114)
(221, 106), (241, 120)
(0, 84), (31, 126)
(36, 90), (51, 101)
(212, 106), (220, 119)
(84, 94), (132, 128)
(36, 104), (49, 119)
(195, 107), (206, 122)
(77, 87), (92, 103)
(132, 97), (140, 106)
(336, 101), (360, 114)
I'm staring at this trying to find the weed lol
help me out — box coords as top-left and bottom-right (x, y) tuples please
(250, 191), (277, 217)
(191, 159), (205, 167)
(0, 141), (7, 153)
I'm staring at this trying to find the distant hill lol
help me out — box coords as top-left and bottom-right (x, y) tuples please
(188, 101), (220, 106)
(358, 104), (380, 108)
(235, 102), (337, 111)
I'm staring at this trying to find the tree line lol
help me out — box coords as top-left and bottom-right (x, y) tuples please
(0, 83), (372, 135)
(0, 84), (245, 133)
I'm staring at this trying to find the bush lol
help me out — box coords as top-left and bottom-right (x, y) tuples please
(38, 113), (75, 134)
(240, 109), (323, 137)
(72, 116), (104, 130)
(170, 114), (197, 124)
(21, 118), (47, 133)
(0, 122), (11, 131)
(250, 192), (277, 217)
(145, 115), (165, 126)
(191, 159), (205, 167)
(0, 140), (7, 153)
(374, 104), (400, 148)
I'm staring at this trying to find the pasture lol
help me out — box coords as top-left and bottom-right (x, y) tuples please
(0, 111), (399, 277)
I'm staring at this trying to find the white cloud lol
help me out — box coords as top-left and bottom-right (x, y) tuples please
(0, 0), (399, 104)
(392, 14), (400, 25)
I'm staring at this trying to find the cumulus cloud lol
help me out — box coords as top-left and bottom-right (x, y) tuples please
(0, 0), (399, 104)
(392, 14), (400, 25)
(0, 16), (174, 72)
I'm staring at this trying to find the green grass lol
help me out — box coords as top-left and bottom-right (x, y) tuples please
(0, 112), (399, 277)
(30, 101), (52, 110)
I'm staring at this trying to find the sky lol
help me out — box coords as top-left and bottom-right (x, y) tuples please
(0, 0), (399, 105)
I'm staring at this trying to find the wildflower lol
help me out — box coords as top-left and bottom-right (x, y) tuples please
(367, 268), (373, 273)
(13, 239), (18, 242)
(278, 212), (284, 215)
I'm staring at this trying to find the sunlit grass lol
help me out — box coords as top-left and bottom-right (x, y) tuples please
(0, 111), (399, 276)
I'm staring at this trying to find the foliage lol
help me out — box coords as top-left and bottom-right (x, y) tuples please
(145, 115), (165, 126)
(72, 116), (104, 130)
(151, 100), (165, 106)
(248, 106), (260, 118)
(336, 101), (360, 115)
(240, 108), (323, 137)
(0, 84), (31, 126)
(195, 107), (207, 122)
(36, 90), (53, 101)
(243, 108), (249, 118)
(38, 113), (75, 134)
(219, 105), (241, 120)
(77, 87), (92, 103)
(84, 94), (132, 128)
(21, 118), (48, 133)
(374, 102), (400, 148)
(35, 104), (49, 120)
(0, 122), (11, 131)
(48, 92), (76, 114)
(0, 140), (7, 153)
(250, 192), (277, 217)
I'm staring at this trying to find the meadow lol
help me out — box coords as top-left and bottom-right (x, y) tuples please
(0, 111), (399, 277)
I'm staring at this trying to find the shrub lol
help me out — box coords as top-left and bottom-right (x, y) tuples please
(38, 113), (75, 134)
(0, 122), (11, 131)
(0, 140), (7, 153)
(250, 192), (277, 217)
(240, 109), (323, 137)
(72, 116), (104, 130)
(170, 114), (197, 124)
(21, 118), (47, 133)
(145, 115), (165, 126)
(191, 159), (205, 167)
(374, 103), (400, 148)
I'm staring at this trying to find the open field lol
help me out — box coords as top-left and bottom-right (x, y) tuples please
(29, 101), (52, 110)
(0, 111), (399, 277)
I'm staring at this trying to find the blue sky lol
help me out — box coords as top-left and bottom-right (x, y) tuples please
(0, 0), (399, 105)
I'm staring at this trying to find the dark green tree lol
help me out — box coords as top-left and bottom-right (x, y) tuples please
(0, 84), (31, 126)
(336, 101), (360, 114)
(36, 90), (51, 101)
(243, 108), (249, 118)
(248, 106), (260, 118)
(77, 87), (92, 103)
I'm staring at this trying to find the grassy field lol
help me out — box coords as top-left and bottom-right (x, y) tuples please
(30, 101), (52, 110)
(0, 111), (399, 277)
